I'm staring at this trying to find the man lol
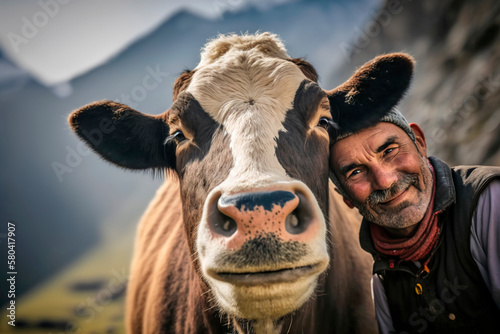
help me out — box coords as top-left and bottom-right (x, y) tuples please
(328, 56), (500, 333)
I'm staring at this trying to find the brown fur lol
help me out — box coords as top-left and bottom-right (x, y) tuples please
(126, 177), (374, 333)
(173, 70), (196, 101)
(289, 58), (318, 83)
(328, 53), (413, 97)
(326, 53), (414, 137)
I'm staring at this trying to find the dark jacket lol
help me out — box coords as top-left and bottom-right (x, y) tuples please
(360, 157), (500, 333)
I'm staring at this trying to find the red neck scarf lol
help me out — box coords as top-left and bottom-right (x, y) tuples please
(370, 162), (440, 262)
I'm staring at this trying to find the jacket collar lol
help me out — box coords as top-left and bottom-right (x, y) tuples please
(359, 156), (456, 257)
(429, 156), (456, 212)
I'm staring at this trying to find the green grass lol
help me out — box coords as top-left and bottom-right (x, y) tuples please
(1, 227), (135, 334)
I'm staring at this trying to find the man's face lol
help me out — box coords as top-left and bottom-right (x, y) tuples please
(330, 122), (433, 230)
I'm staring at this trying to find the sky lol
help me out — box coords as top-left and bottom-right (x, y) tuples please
(0, 0), (297, 88)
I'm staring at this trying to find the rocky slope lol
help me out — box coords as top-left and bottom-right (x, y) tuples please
(331, 0), (500, 166)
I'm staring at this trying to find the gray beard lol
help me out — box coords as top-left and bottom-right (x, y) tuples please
(352, 160), (433, 229)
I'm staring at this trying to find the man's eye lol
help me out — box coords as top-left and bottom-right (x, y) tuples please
(347, 169), (362, 179)
(383, 147), (397, 157)
(164, 130), (186, 146)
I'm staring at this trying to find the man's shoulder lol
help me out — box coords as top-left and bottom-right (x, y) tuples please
(435, 160), (500, 239)
(470, 179), (500, 240)
(448, 163), (500, 198)
(450, 164), (500, 183)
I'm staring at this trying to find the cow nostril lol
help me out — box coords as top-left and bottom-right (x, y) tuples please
(209, 210), (238, 237)
(285, 193), (313, 235)
(222, 218), (237, 233)
(285, 211), (304, 234)
(287, 213), (299, 228)
(207, 192), (239, 238)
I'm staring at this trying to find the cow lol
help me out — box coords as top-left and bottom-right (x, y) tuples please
(69, 32), (413, 333)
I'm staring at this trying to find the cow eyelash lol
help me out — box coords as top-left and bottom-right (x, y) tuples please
(164, 130), (186, 146)
(317, 117), (338, 139)
(317, 117), (332, 130)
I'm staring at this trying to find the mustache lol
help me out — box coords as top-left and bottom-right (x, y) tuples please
(365, 173), (418, 207)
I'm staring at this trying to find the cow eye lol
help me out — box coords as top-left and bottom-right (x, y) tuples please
(164, 130), (186, 146)
(317, 117), (332, 130)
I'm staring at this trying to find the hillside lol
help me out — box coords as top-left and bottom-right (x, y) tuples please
(0, 226), (134, 334)
(331, 0), (500, 166)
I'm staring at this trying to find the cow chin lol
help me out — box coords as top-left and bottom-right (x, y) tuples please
(199, 238), (330, 320)
(206, 259), (329, 320)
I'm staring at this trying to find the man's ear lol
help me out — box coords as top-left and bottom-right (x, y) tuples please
(68, 100), (174, 170)
(409, 123), (428, 157)
(343, 197), (355, 209)
(326, 53), (415, 134)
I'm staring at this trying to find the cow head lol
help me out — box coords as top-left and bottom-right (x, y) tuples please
(69, 33), (413, 322)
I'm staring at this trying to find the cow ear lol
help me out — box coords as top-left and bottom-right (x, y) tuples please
(326, 53), (414, 134)
(68, 100), (174, 171)
(173, 69), (194, 101)
(289, 58), (318, 82)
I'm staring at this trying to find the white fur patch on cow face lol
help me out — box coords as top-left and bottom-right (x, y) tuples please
(187, 49), (306, 193)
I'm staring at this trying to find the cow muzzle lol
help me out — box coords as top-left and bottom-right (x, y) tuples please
(208, 189), (318, 249)
(197, 182), (329, 319)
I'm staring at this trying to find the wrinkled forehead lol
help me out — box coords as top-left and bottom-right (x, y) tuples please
(186, 48), (307, 123)
(331, 122), (408, 170)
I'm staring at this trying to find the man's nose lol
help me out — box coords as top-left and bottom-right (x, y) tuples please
(370, 165), (398, 190)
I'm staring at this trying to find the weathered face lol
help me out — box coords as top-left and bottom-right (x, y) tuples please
(169, 40), (333, 319)
(330, 123), (433, 229)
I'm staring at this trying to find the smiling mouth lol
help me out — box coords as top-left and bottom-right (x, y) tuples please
(380, 186), (410, 205)
(210, 264), (320, 286)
